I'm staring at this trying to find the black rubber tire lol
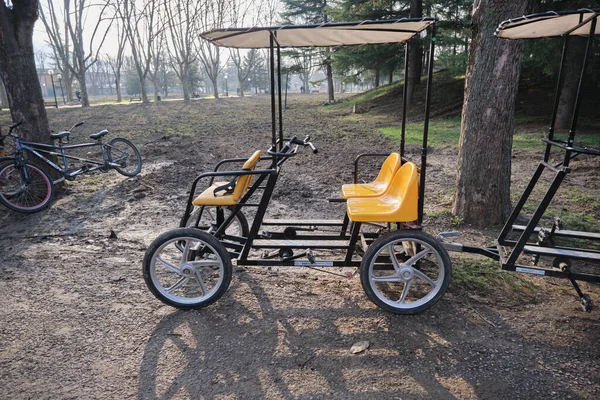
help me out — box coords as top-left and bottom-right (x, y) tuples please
(143, 228), (233, 310)
(360, 230), (451, 314)
(107, 137), (142, 176)
(0, 160), (54, 213)
(185, 206), (250, 238)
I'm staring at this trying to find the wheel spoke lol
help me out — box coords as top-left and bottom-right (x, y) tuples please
(403, 248), (431, 268)
(166, 277), (188, 293)
(389, 244), (402, 273)
(193, 269), (208, 295)
(181, 240), (192, 263)
(188, 260), (221, 268)
(371, 275), (402, 283)
(398, 279), (412, 303)
(156, 257), (181, 274)
(412, 268), (437, 287)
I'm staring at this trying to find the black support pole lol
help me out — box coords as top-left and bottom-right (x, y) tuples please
(401, 43), (409, 158)
(417, 25), (436, 226)
(277, 37), (284, 151)
(269, 32), (277, 150)
(563, 17), (597, 168)
(545, 35), (570, 162)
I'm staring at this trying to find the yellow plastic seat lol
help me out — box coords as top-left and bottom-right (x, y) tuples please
(346, 162), (419, 222)
(341, 153), (401, 198)
(192, 150), (262, 206)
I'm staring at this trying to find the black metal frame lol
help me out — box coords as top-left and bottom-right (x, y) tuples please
(181, 22), (438, 270)
(10, 133), (120, 182)
(440, 12), (600, 308)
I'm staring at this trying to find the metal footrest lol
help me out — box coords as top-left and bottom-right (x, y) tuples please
(252, 239), (350, 249)
(261, 219), (344, 226)
(512, 225), (600, 241)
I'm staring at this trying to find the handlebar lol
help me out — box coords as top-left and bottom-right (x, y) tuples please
(268, 135), (318, 156)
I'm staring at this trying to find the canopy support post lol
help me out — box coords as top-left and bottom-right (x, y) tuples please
(563, 16), (597, 168)
(277, 38), (284, 150)
(401, 42), (409, 158)
(269, 31), (277, 151)
(418, 25), (436, 226)
(545, 35), (570, 162)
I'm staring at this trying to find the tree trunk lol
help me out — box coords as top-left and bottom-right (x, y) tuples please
(139, 75), (149, 103)
(555, 37), (587, 130)
(64, 74), (73, 102)
(152, 79), (160, 102)
(406, 0), (423, 108)
(76, 70), (90, 107)
(374, 68), (380, 88)
(452, 0), (534, 227)
(181, 65), (190, 103)
(0, 1), (51, 145)
(115, 76), (122, 102)
(211, 76), (219, 99)
(0, 78), (8, 109)
(238, 78), (245, 97)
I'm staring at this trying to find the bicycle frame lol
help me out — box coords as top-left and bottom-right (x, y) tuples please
(14, 136), (112, 182)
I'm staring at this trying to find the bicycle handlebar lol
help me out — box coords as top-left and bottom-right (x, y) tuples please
(270, 135), (318, 156)
(70, 121), (85, 131)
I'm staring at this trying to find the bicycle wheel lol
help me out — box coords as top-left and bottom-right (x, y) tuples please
(0, 161), (54, 213)
(185, 206), (249, 238)
(107, 137), (142, 177)
(143, 228), (233, 310)
(360, 230), (451, 314)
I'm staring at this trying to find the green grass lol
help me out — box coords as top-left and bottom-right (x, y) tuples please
(324, 82), (400, 111)
(379, 118), (600, 149)
(452, 259), (537, 292)
(379, 117), (461, 147)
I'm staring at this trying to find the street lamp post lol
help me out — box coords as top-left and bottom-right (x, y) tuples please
(224, 74), (228, 97)
(48, 69), (58, 108)
(57, 73), (65, 105)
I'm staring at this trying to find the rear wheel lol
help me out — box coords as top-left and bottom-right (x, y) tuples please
(143, 228), (233, 309)
(0, 160), (54, 213)
(360, 230), (451, 314)
(107, 137), (142, 176)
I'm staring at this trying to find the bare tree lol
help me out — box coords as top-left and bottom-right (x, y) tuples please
(197, 0), (229, 99)
(162, 0), (202, 103)
(228, 0), (262, 98)
(38, 0), (73, 102)
(40, 0), (114, 107)
(104, 15), (127, 102)
(147, 29), (166, 102)
(118, 0), (161, 103)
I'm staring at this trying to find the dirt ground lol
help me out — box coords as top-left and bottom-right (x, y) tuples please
(0, 95), (599, 399)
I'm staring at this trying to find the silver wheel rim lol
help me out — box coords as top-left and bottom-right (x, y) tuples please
(150, 235), (225, 305)
(368, 238), (445, 310)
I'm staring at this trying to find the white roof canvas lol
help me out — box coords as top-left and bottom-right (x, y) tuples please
(201, 19), (435, 49)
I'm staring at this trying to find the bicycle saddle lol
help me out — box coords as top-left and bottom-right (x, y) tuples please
(89, 130), (108, 140)
(50, 131), (70, 139)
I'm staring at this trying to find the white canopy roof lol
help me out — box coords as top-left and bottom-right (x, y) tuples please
(200, 18), (436, 49)
(496, 9), (600, 39)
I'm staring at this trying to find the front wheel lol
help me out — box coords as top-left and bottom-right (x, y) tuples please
(143, 228), (233, 310)
(0, 160), (54, 213)
(360, 230), (451, 314)
(107, 137), (142, 177)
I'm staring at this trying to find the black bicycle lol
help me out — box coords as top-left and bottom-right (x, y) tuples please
(0, 120), (142, 213)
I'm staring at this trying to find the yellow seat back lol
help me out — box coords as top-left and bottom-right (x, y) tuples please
(374, 153), (401, 188)
(388, 161), (419, 220)
(232, 150), (262, 201)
